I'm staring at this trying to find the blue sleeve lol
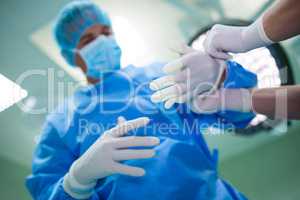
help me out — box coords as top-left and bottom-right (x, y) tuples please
(217, 61), (258, 129)
(25, 122), (78, 200)
(222, 61), (257, 89)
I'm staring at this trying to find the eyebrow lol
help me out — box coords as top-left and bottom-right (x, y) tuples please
(80, 33), (94, 43)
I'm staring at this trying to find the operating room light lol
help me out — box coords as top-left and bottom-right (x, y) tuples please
(191, 33), (281, 127)
(112, 16), (152, 67)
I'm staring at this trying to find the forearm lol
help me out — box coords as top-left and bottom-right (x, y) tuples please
(252, 85), (300, 119)
(263, 0), (300, 42)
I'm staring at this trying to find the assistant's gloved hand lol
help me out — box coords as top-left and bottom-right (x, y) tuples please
(204, 18), (274, 60)
(63, 117), (159, 199)
(150, 50), (226, 109)
(190, 88), (253, 114)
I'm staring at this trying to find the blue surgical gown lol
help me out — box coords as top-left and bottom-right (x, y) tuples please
(26, 61), (257, 200)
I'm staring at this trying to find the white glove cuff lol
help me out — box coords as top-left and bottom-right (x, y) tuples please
(239, 88), (253, 112)
(222, 88), (253, 112)
(242, 17), (274, 51)
(256, 17), (274, 45)
(63, 166), (97, 199)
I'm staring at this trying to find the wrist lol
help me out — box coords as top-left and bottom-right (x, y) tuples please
(240, 88), (253, 112)
(63, 162), (97, 199)
(222, 88), (253, 112)
(242, 17), (274, 51)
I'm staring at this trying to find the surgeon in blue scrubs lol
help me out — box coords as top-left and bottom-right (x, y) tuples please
(26, 1), (258, 199)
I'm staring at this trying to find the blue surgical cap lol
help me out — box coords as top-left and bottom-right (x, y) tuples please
(54, 0), (112, 66)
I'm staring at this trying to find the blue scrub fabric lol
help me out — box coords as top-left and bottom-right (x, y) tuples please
(26, 61), (257, 200)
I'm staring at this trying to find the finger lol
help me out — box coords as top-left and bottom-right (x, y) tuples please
(149, 75), (176, 91)
(117, 116), (126, 125)
(109, 117), (150, 137)
(213, 52), (231, 60)
(204, 37), (232, 60)
(164, 92), (191, 109)
(174, 90), (197, 105)
(151, 84), (186, 103)
(173, 51), (207, 82)
(174, 94), (188, 104)
(113, 136), (160, 148)
(169, 43), (195, 55)
(178, 44), (196, 55)
(113, 149), (155, 161)
(151, 91), (177, 103)
(163, 59), (185, 74)
(113, 162), (145, 177)
(209, 48), (231, 60)
(164, 98), (176, 109)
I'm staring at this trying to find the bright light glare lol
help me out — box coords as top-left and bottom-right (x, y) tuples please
(112, 16), (151, 67)
(0, 74), (28, 112)
(192, 33), (281, 127)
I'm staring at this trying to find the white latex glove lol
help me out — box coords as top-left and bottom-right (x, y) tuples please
(150, 50), (226, 109)
(204, 18), (274, 60)
(190, 88), (253, 114)
(63, 116), (159, 199)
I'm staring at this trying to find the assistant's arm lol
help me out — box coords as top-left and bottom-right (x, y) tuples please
(263, 0), (300, 42)
(252, 85), (300, 119)
(195, 85), (300, 120)
(204, 0), (300, 59)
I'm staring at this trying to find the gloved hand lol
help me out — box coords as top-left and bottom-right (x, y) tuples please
(150, 50), (226, 109)
(204, 18), (273, 60)
(190, 88), (253, 114)
(63, 116), (159, 199)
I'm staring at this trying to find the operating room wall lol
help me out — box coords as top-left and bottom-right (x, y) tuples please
(221, 122), (300, 200)
(0, 0), (300, 200)
(0, 0), (75, 166)
(0, 0), (71, 199)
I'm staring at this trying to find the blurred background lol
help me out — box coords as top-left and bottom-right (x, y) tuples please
(0, 0), (300, 199)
